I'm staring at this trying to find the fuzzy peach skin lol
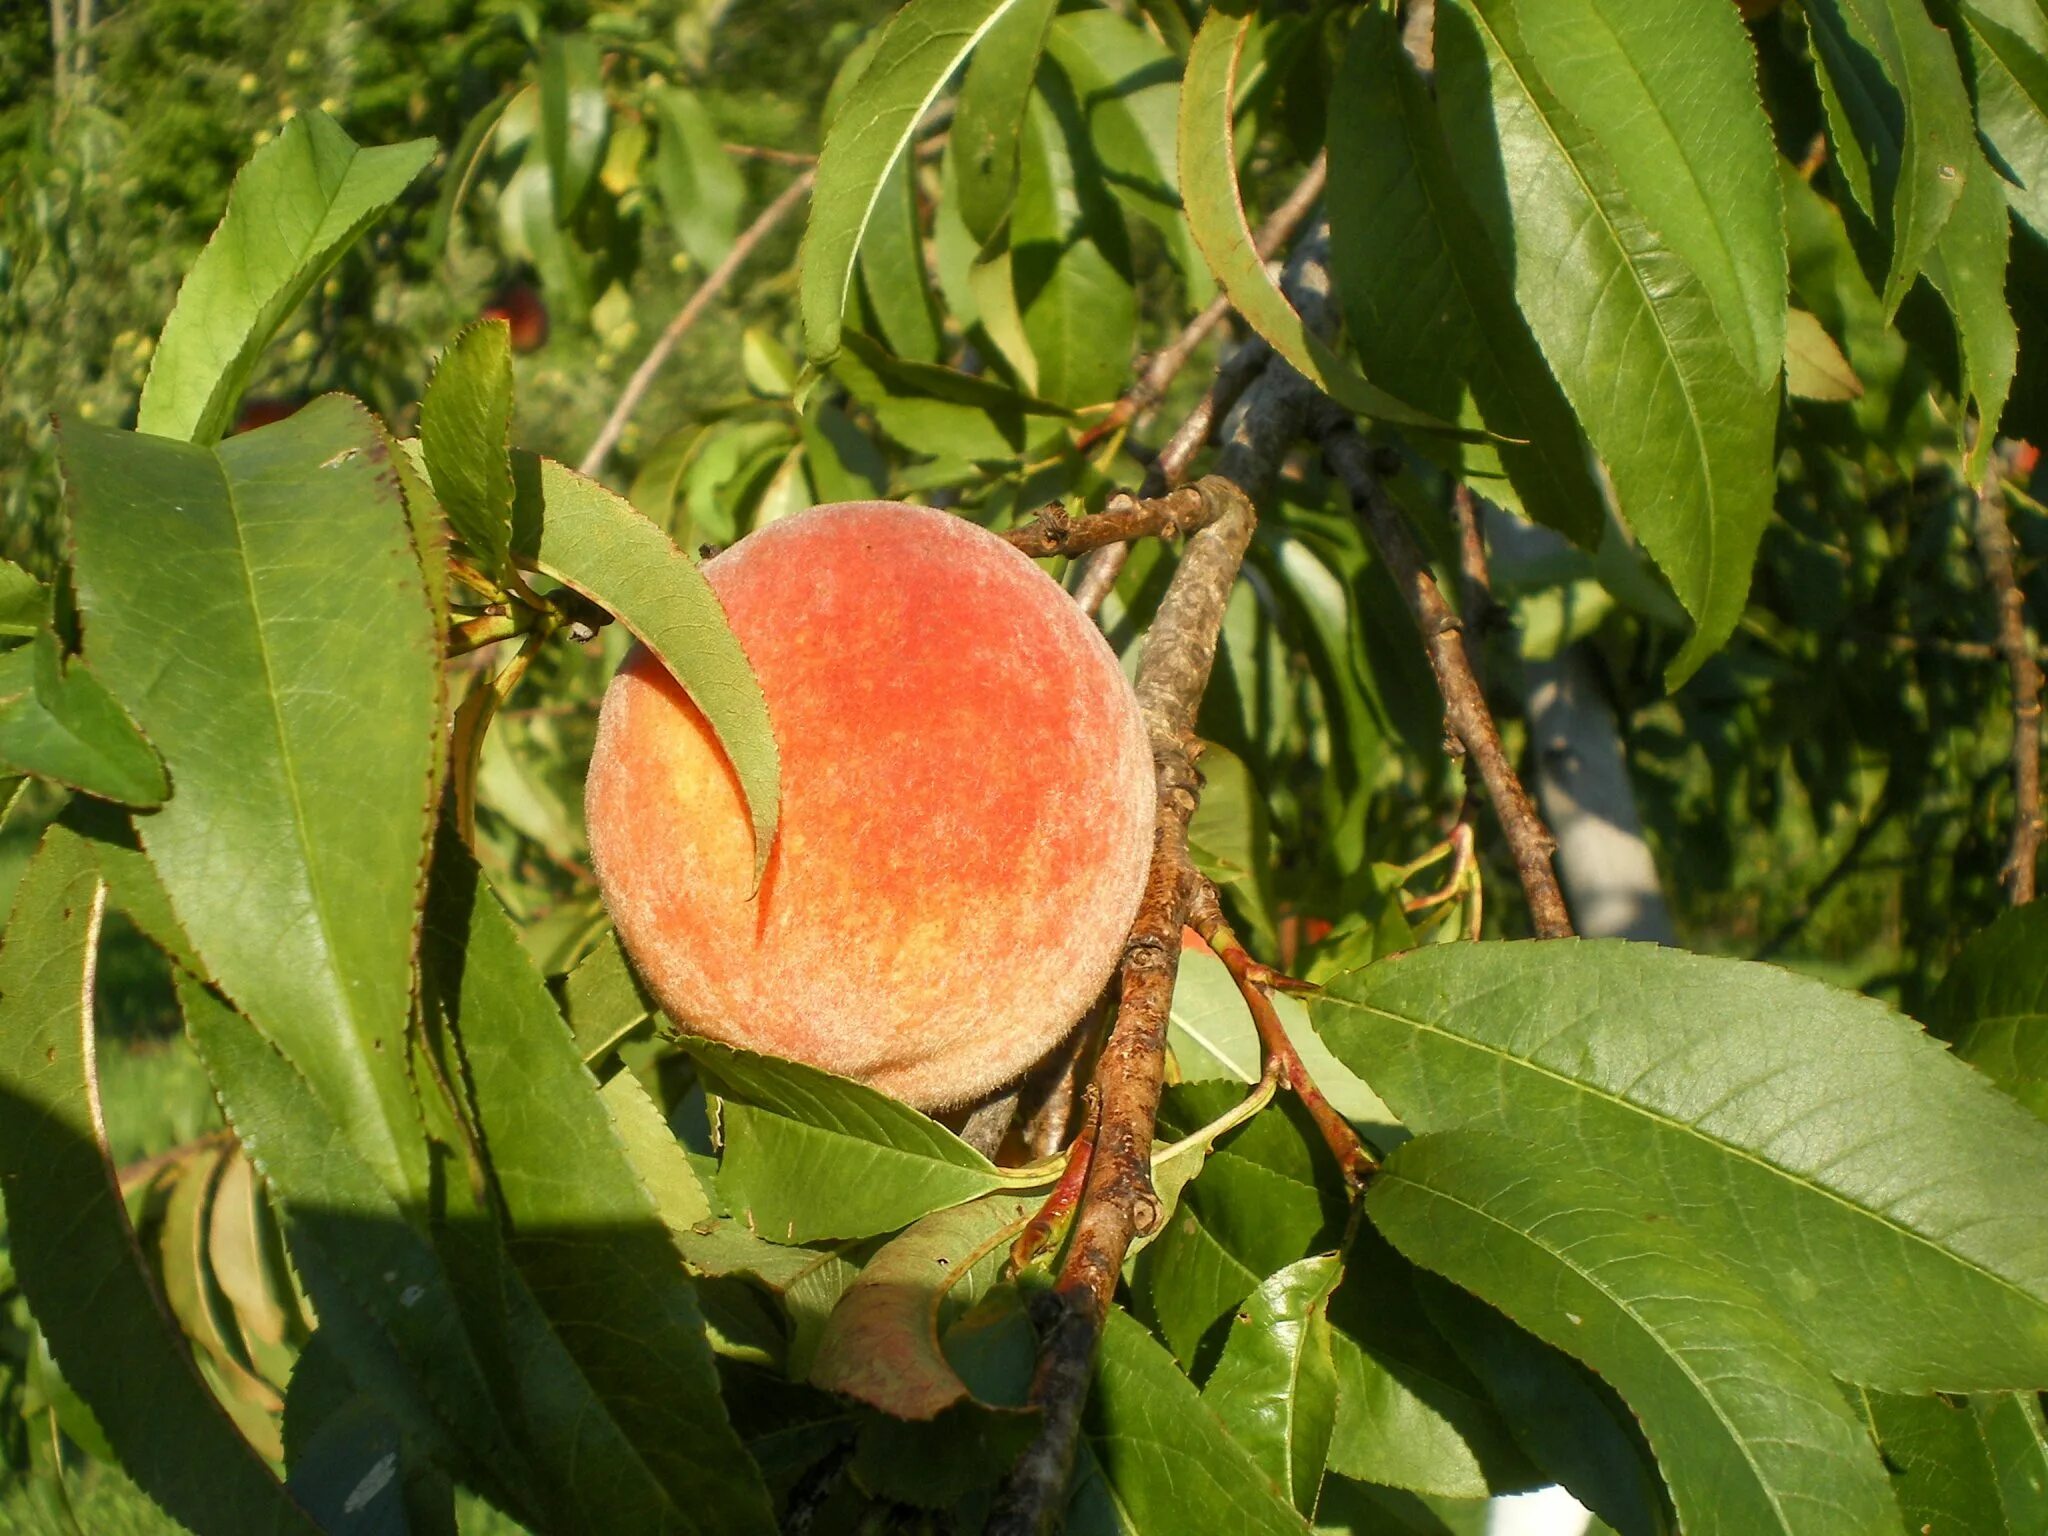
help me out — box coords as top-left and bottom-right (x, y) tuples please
(585, 501), (1156, 1111)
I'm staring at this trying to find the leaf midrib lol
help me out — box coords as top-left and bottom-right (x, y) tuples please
(1384, 1167), (1801, 1534)
(1460, 0), (1723, 592)
(1325, 991), (2048, 1317)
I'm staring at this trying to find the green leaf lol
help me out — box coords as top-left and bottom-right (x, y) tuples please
(1950, 0), (2048, 239)
(856, 155), (948, 363)
(1785, 307), (1865, 401)
(680, 1037), (1016, 1242)
(652, 86), (746, 271)
(809, 1193), (1036, 1417)
(1179, 7), (1450, 434)
(0, 829), (319, 1536)
(801, 0), (1032, 363)
(419, 834), (777, 1535)
(137, 112), (434, 445)
(559, 927), (656, 1065)
(1977, 1390), (2048, 1528)
(513, 451), (780, 885)
(1043, 11), (1213, 306)
(953, 0), (1060, 246)
(180, 975), (531, 1512)
(1805, 0), (1977, 314)
(1370, 1129), (1900, 1536)
(1014, 71), (1140, 409)
(1920, 143), (2018, 478)
(1168, 937), (1261, 1083)
(1860, 1388), (2023, 1534)
(0, 632), (167, 806)
(1202, 1256), (1341, 1517)
(539, 33), (608, 224)
(1315, 940), (2048, 1391)
(0, 559), (46, 637)
(1927, 900), (2048, 1122)
(420, 319), (517, 575)
(63, 400), (442, 1198)
(1083, 1306), (1313, 1536)
(1135, 1086), (1347, 1364)
(1435, 0), (1782, 683)
(1325, 8), (1604, 550)
(1323, 1221), (1539, 1501)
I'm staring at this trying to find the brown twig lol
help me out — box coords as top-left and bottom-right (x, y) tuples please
(1004, 479), (1239, 559)
(1186, 884), (1377, 1188)
(721, 142), (816, 166)
(1009, 1091), (1100, 1271)
(1072, 153), (1328, 459)
(988, 255), (1330, 1536)
(579, 168), (816, 479)
(1975, 453), (2043, 904)
(1321, 424), (1572, 938)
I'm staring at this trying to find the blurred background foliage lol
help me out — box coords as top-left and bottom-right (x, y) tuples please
(0, 0), (2043, 1528)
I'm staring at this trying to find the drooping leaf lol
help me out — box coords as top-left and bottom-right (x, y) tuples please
(1950, 0), (2048, 239)
(137, 112), (434, 445)
(1315, 940), (2048, 1392)
(1325, 8), (1604, 549)
(418, 833), (777, 1536)
(801, 0), (1034, 363)
(1919, 142), (2018, 479)
(1081, 1306), (1313, 1536)
(1860, 1388), (2025, 1534)
(1926, 900), (2048, 1122)
(1202, 1256), (1341, 1517)
(1804, 0), (1977, 314)
(680, 1037), (1020, 1242)
(420, 319), (517, 575)
(0, 632), (167, 806)
(1043, 10), (1212, 305)
(539, 33), (608, 224)
(180, 975), (531, 1513)
(1434, 0), (1783, 682)
(63, 400), (442, 1198)
(1370, 1129), (1900, 1536)
(0, 829), (319, 1536)
(652, 86), (747, 271)
(1180, 6), (1450, 434)
(512, 451), (779, 885)
(856, 155), (947, 363)
(809, 1193), (1036, 1417)
(953, 0), (1060, 246)
(1012, 70), (1140, 410)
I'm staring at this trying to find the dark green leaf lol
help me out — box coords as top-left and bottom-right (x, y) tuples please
(1920, 143), (2017, 477)
(1315, 940), (2048, 1391)
(1372, 1130), (1898, 1536)
(1202, 1256), (1341, 1516)
(802, 0), (1034, 363)
(1977, 1390), (2048, 1528)
(1435, 0), (1782, 682)
(856, 155), (948, 363)
(1927, 900), (2048, 1122)
(1180, 7), (1450, 433)
(420, 320), (517, 575)
(1082, 1306), (1313, 1536)
(558, 927), (656, 1065)
(419, 834), (777, 1535)
(0, 632), (167, 806)
(652, 87), (746, 271)
(514, 451), (780, 885)
(1950, 0), (2048, 239)
(0, 829), (319, 1536)
(680, 1037), (1017, 1242)
(137, 112), (434, 445)
(953, 0), (1060, 246)
(1861, 1389), (2015, 1534)
(1805, 0), (1977, 314)
(63, 401), (442, 1198)
(540, 33), (608, 224)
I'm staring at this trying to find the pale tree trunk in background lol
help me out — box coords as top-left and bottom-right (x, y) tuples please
(48, 0), (70, 101)
(1486, 509), (1676, 947)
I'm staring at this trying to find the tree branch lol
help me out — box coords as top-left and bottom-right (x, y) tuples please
(1003, 479), (1239, 559)
(579, 168), (816, 479)
(987, 263), (1329, 1536)
(1320, 422), (1573, 938)
(1975, 454), (2043, 905)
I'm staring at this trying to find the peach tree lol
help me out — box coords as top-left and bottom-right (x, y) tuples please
(2, 1), (2047, 1534)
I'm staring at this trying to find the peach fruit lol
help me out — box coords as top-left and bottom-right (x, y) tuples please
(585, 501), (1156, 1111)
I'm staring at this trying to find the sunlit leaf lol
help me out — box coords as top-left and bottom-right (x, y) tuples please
(540, 33), (608, 224)
(652, 86), (746, 271)
(420, 318), (517, 575)
(0, 632), (167, 807)
(1203, 1256), (1341, 1516)
(137, 112), (433, 445)
(953, 0), (1060, 246)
